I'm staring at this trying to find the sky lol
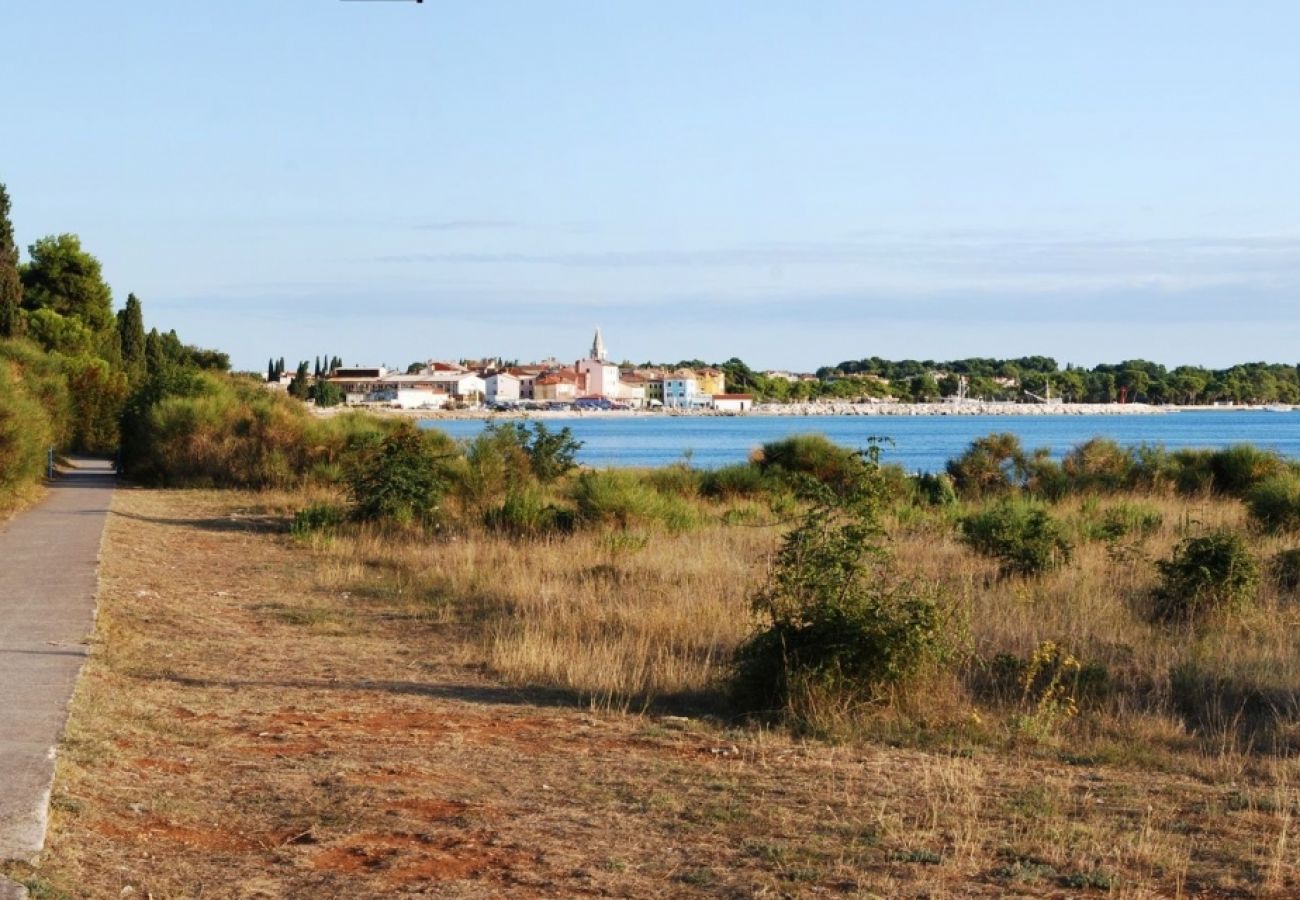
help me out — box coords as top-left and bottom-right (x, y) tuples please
(5, 0), (1300, 372)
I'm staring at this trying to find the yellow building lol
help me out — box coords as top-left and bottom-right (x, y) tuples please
(697, 368), (726, 396)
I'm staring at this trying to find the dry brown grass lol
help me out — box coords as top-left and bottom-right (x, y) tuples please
(20, 483), (1300, 897)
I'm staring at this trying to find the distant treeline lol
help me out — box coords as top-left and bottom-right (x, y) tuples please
(645, 356), (1300, 405)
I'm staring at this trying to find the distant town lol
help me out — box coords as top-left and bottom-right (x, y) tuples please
(264, 327), (1300, 415)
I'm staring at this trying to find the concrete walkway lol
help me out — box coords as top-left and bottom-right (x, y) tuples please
(0, 460), (114, 899)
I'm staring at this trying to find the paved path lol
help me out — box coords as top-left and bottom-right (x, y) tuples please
(0, 460), (114, 899)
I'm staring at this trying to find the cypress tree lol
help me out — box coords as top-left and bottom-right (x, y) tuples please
(116, 293), (147, 383)
(0, 183), (22, 337)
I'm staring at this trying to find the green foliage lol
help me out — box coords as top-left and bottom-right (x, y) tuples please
(571, 469), (699, 532)
(521, 421), (583, 483)
(1207, 444), (1288, 496)
(63, 355), (129, 453)
(946, 433), (1027, 497)
(0, 184), (22, 339)
(311, 377), (345, 408)
(1246, 473), (1300, 533)
(1086, 501), (1163, 542)
(754, 433), (871, 493)
(960, 499), (1072, 576)
(20, 234), (114, 333)
(700, 462), (773, 500)
(483, 487), (576, 537)
(1061, 438), (1133, 493)
(1151, 530), (1259, 623)
(732, 454), (943, 720)
(645, 462), (702, 498)
(913, 472), (957, 506)
(1269, 548), (1300, 595)
(347, 423), (449, 526)
(291, 503), (347, 538)
(116, 293), (147, 384)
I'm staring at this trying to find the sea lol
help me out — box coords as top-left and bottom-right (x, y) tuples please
(419, 410), (1300, 473)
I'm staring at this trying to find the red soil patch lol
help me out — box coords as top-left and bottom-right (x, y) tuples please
(391, 797), (471, 822)
(133, 757), (191, 774)
(312, 831), (521, 886)
(94, 817), (262, 852)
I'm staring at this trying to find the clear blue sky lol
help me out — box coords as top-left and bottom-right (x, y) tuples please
(6, 1), (1300, 371)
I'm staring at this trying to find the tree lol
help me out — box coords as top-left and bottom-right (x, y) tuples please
(20, 234), (114, 334)
(116, 293), (147, 384)
(267, 358), (276, 382)
(287, 361), (311, 399)
(0, 184), (22, 337)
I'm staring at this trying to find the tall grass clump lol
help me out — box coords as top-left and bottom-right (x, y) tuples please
(1150, 530), (1259, 623)
(1246, 473), (1300, 534)
(699, 462), (773, 500)
(1061, 438), (1134, 493)
(959, 498), (1072, 576)
(1207, 444), (1288, 496)
(572, 470), (698, 532)
(733, 456), (945, 729)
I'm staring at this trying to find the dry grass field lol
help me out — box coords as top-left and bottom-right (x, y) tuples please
(12, 479), (1300, 897)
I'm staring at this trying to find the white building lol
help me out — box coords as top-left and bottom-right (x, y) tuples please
(711, 394), (754, 413)
(485, 372), (521, 403)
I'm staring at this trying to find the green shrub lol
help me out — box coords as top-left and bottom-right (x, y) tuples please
(291, 503), (347, 538)
(700, 463), (772, 500)
(1246, 473), (1300, 533)
(913, 472), (957, 507)
(1087, 502), (1163, 542)
(733, 462), (943, 721)
(572, 470), (698, 532)
(1151, 530), (1259, 623)
(0, 357), (54, 501)
(483, 487), (576, 537)
(960, 499), (1072, 576)
(1270, 548), (1300, 595)
(1207, 444), (1288, 496)
(753, 433), (869, 493)
(347, 423), (449, 527)
(946, 433), (1027, 497)
(645, 463), (702, 498)
(1061, 438), (1133, 493)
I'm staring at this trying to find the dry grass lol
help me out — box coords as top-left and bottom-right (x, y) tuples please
(19, 483), (1300, 897)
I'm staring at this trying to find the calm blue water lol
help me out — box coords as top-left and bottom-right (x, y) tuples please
(420, 411), (1300, 473)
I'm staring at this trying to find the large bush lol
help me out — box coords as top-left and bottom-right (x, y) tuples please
(946, 433), (1027, 497)
(1150, 530), (1259, 623)
(1246, 473), (1300, 534)
(753, 433), (870, 493)
(960, 499), (1072, 576)
(1061, 438), (1133, 493)
(347, 423), (450, 527)
(733, 460), (943, 721)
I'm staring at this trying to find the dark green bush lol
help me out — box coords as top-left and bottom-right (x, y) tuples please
(699, 462), (773, 500)
(483, 487), (576, 537)
(1151, 530), (1259, 623)
(733, 462), (943, 720)
(291, 502), (347, 537)
(347, 423), (449, 527)
(946, 433), (1027, 497)
(645, 463), (702, 498)
(960, 499), (1072, 576)
(913, 472), (957, 506)
(1246, 473), (1300, 533)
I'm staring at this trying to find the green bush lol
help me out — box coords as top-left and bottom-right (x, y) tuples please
(572, 470), (698, 532)
(347, 423), (449, 527)
(645, 463), (702, 498)
(1207, 444), (1288, 497)
(1061, 438), (1133, 493)
(1151, 530), (1259, 623)
(960, 499), (1072, 576)
(291, 503), (347, 538)
(1270, 548), (1300, 595)
(753, 433), (870, 493)
(483, 487), (576, 537)
(699, 462), (773, 500)
(1246, 473), (1300, 533)
(913, 472), (957, 507)
(946, 433), (1027, 497)
(1087, 502), (1163, 542)
(0, 357), (55, 502)
(733, 463), (943, 721)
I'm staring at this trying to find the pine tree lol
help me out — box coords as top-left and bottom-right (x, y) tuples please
(0, 183), (22, 337)
(277, 357), (285, 377)
(267, 358), (276, 382)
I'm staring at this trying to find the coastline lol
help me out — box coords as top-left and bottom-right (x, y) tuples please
(311, 401), (1291, 421)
